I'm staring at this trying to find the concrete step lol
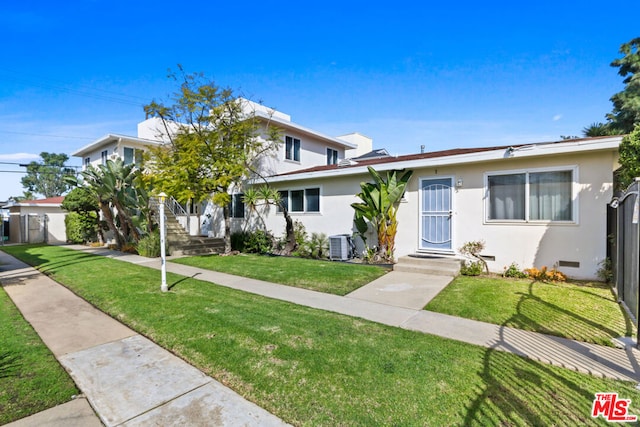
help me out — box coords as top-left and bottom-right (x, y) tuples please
(171, 246), (223, 257)
(168, 237), (225, 257)
(394, 255), (462, 277)
(166, 236), (223, 245)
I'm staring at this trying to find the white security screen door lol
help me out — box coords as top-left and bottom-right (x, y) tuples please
(420, 178), (453, 251)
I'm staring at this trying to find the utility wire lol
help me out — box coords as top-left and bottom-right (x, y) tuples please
(0, 67), (149, 107)
(0, 130), (94, 140)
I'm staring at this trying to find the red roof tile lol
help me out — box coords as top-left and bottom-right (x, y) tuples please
(20, 196), (65, 205)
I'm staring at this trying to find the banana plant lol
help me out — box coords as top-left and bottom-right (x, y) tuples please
(351, 166), (413, 262)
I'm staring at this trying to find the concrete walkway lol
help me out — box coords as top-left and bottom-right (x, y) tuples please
(3, 244), (640, 425)
(0, 251), (288, 427)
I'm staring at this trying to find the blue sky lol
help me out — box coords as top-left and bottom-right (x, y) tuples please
(0, 1), (635, 200)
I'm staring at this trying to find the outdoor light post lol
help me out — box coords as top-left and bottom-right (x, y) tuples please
(158, 192), (168, 292)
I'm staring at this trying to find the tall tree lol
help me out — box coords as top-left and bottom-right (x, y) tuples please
(143, 67), (280, 253)
(21, 152), (75, 198)
(73, 159), (145, 248)
(582, 122), (617, 137)
(608, 37), (640, 134)
(617, 124), (640, 190)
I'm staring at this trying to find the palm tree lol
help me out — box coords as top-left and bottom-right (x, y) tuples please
(582, 122), (621, 137)
(76, 159), (144, 248)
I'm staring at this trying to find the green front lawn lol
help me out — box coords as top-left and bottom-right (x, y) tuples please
(2, 244), (639, 425)
(171, 253), (389, 295)
(425, 275), (632, 346)
(0, 285), (79, 424)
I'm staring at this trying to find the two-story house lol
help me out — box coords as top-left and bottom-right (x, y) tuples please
(72, 99), (373, 236)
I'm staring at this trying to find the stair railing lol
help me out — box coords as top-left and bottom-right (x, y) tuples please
(151, 196), (190, 234)
(165, 196), (189, 217)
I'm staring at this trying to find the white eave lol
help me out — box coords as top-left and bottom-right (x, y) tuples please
(260, 136), (622, 184)
(71, 134), (163, 157)
(254, 110), (357, 149)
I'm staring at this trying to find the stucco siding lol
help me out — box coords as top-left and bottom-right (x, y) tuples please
(258, 149), (616, 280)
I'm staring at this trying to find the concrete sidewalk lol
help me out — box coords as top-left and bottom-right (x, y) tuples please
(0, 251), (288, 427)
(69, 245), (640, 383)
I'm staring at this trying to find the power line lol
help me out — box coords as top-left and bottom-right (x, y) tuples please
(0, 67), (150, 107)
(0, 130), (94, 140)
(0, 161), (80, 168)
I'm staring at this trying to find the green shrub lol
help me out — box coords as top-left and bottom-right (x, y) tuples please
(294, 220), (307, 247)
(503, 262), (528, 279)
(231, 231), (250, 252)
(64, 212), (98, 243)
(299, 232), (329, 259)
(460, 260), (484, 276)
(244, 230), (274, 254)
(596, 258), (614, 283)
(137, 231), (162, 257)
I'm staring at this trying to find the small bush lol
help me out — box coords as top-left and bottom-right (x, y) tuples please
(298, 232), (329, 259)
(362, 246), (381, 264)
(294, 220), (307, 247)
(244, 230), (274, 254)
(460, 260), (484, 276)
(64, 212), (98, 244)
(137, 232), (162, 257)
(503, 263), (528, 279)
(231, 231), (250, 252)
(525, 266), (567, 282)
(596, 258), (613, 283)
(459, 240), (488, 274)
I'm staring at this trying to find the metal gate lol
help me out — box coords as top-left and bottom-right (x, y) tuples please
(609, 180), (640, 327)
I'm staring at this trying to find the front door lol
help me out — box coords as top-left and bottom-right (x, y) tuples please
(420, 178), (453, 251)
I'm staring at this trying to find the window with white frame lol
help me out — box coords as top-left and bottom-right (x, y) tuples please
(83, 157), (90, 168)
(487, 167), (575, 222)
(123, 147), (143, 165)
(285, 136), (300, 162)
(229, 193), (244, 218)
(276, 188), (320, 213)
(101, 150), (108, 165)
(326, 148), (338, 165)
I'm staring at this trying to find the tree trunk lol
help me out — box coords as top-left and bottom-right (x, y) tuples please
(99, 202), (124, 248)
(282, 208), (297, 255)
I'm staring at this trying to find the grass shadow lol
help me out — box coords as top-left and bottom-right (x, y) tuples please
(508, 281), (628, 344)
(463, 346), (610, 425)
(463, 279), (640, 424)
(0, 351), (21, 379)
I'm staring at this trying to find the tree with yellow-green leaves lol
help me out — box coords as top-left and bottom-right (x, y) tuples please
(143, 67), (280, 253)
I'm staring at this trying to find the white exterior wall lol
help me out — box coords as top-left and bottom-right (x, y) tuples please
(340, 133), (373, 158)
(258, 149), (617, 280)
(81, 142), (118, 168)
(8, 206), (66, 244)
(79, 139), (156, 171)
(253, 131), (347, 178)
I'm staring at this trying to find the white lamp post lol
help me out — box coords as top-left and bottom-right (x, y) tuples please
(158, 192), (168, 292)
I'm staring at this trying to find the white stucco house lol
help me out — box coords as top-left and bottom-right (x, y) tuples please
(72, 99), (374, 235)
(254, 136), (621, 280)
(71, 99), (621, 280)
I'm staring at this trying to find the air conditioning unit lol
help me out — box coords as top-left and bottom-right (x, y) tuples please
(329, 234), (352, 261)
